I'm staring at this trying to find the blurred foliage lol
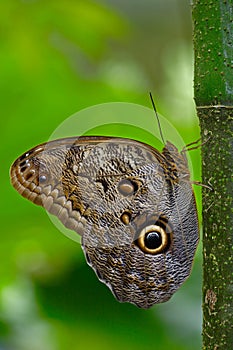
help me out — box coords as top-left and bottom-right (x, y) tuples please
(1, 1), (202, 349)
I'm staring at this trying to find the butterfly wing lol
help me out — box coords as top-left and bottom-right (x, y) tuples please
(10, 136), (199, 308)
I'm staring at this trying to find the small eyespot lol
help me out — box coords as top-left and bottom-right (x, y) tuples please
(135, 224), (170, 254)
(20, 159), (30, 167)
(39, 174), (48, 184)
(120, 211), (131, 225)
(118, 179), (138, 196)
(24, 170), (35, 181)
(19, 150), (34, 161)
(20, 161), (31, 172)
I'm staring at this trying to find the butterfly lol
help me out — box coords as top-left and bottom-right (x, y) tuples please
(10, 131), (199, 309)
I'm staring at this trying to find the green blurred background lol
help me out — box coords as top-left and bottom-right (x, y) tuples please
(1, 1), (202, 349)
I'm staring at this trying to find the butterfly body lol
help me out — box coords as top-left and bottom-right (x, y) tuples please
(10, 136), (199, 308)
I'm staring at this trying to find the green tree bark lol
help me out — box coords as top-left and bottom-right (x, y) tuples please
(192, 1), (233, 349)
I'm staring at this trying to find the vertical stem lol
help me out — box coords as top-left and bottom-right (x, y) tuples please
(192, 1), (233, 349)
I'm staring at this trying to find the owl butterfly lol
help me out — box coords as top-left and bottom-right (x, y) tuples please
(10, 106), (199, 309)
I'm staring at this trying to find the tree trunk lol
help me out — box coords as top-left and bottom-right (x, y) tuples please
(192, 1), (233, 349)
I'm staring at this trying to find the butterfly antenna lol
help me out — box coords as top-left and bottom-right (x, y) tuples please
(149, 92), (165, 145)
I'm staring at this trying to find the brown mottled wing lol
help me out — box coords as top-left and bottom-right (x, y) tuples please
(10, 137), (112, 235)
(10, 136), (199, 308)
